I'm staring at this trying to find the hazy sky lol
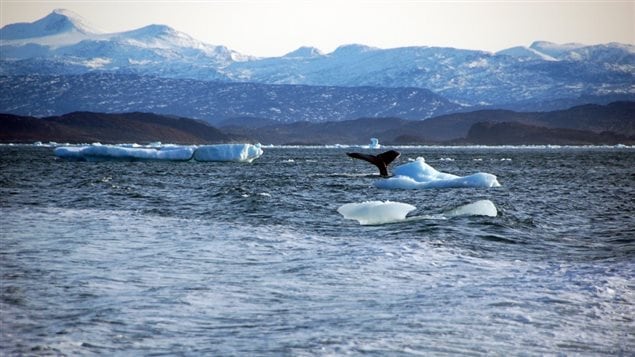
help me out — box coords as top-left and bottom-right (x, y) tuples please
(1, 0), (633, 57)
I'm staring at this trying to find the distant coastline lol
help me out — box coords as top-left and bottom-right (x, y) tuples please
(2, 102), (633, 146)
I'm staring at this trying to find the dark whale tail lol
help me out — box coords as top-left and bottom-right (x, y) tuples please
(346, 150), (400, 177)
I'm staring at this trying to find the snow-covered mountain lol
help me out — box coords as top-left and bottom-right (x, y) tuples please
(0, 9), (97, 41)
(1, 9), (634, 112)
(1, 9), (248, 80)
(229, 42), (634, 105)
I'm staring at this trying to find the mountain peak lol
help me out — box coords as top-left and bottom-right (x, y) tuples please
(528, 41), (586, 59)
(122, 24), (178, 39)
(496, 46), (558, 61)
(283, 46), (324, 58)
(0, 8), (98, 40)
(332, 44), (377, 56)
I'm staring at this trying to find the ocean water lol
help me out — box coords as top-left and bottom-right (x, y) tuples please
(1, 145), (633, 355)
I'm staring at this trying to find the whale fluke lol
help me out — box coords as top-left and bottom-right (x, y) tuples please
(346, 150), (400, 177)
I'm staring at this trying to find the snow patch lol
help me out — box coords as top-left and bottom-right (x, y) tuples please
(83, 57), (111, 68)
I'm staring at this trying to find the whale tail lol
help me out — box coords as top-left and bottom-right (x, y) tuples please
(346, 150), (400, 177)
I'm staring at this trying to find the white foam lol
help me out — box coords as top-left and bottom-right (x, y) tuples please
(337, 201), (416, 225)
(376, 157), (501, 189)
(443, 200), (498, 217)
(193, 143), (263, 162)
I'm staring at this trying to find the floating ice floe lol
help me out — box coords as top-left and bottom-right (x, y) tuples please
(193, 143), (263, 162)
(53, 146), (86, 159)
(54, 143), (263, 162)
(375, 157), (500, 189)
(337, 201), (416, 225)
(338, 199), (497, 225)
(54, 144), (196, 161)
(443, 199), (498, 217)
(369, 138), (381, 149)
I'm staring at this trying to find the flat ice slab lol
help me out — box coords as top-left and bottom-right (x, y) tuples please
(54, 143), (263, 162)
(443, 199), (498, 217)
(376, 157), (500, 189)
(337, 201), (417, 225)
(54, 144), (195, 161)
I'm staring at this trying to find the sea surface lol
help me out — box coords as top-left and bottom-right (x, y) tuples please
(1, 145), (634, 355)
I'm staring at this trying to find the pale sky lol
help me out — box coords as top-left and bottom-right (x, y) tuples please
(1, 0), (634, 57)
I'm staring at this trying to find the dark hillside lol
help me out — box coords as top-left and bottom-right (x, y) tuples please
(0, 112), (243, 144)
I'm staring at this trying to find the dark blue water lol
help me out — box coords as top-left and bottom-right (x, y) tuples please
(1, 145), (634, 355)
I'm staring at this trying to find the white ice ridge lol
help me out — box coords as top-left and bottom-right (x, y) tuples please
(54, 143), (263, 162)
(338, 199), (497, 225)
(376, 157), (501, 189)
(337, 201), (416, 225)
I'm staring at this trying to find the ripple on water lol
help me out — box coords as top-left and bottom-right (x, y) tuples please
(1, 147), (634, 355)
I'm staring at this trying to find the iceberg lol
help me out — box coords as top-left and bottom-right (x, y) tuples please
(55, 144), (195, 161)
(337, 201), (416, 225)
(369, 138), (381, 149)
(375, 157), (500, 189)
(193, 143), (263, 162)
(53, 146), (85, 160)
(54, 143), (264, 162)
(443, 200), (498, 217)
(338, 199), (498, 225)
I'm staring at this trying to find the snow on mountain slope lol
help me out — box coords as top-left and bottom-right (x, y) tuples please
(1, 9), (245, 76)
(283, 46), (325, 59)
(0, 8), (97, 40)
(0, 9), (102, 49)
(527, 41), (635, 65)
(495, 46), (558, 61)
(1, 10), (633, 108)
(226, 43), (633, 104)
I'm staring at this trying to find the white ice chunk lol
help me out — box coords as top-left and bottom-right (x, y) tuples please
(193, 143), (263, 162)
(444, 199), (498, 217)
(337, 200), (416, 225)
(376, 157), (500, 189)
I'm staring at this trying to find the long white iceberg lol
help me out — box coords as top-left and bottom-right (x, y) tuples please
(193, 143), (263, 162)
(54, 144), (195, 161)
(375, 157), (501, 189)
(54, 143), (264, 162)
(53, 146), (85, 160)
